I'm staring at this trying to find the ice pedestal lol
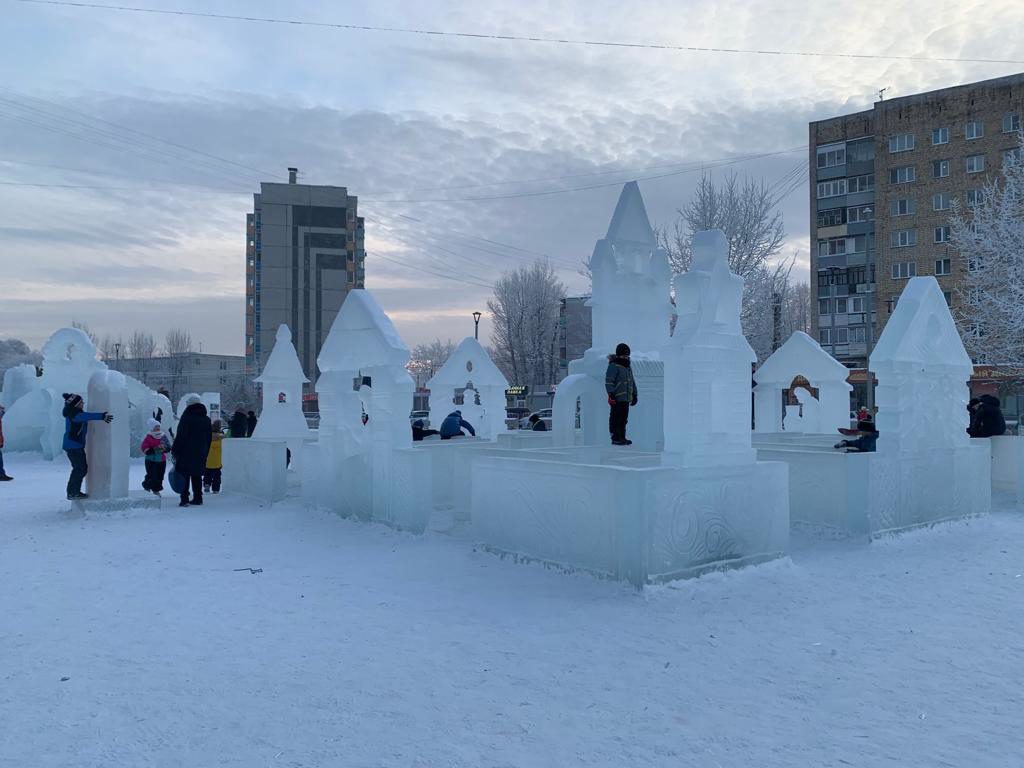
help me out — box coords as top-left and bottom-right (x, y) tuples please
(990, 436), (1024, 505)
(222, 438), (287, 504)
(472, 454), (788, 587)
(70, 491), (163, 514)
(85, 370), (129, 500)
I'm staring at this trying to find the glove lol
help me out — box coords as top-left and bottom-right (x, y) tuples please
(608, 395), (616, 406)
(103, 413), (114, 423)
(631, 397), (638, 407)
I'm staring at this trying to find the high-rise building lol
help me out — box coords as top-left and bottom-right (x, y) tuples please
(809, 73), (1024, 373)
(246, 168), (365, 384)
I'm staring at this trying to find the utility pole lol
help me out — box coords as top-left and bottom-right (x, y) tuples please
(472, 311), (482, 340)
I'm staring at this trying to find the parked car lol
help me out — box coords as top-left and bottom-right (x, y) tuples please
(505, 407), (530, 431)
(409, 410), (431, 427)
(519, 408), (552, 430)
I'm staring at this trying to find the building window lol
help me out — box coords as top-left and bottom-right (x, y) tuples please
(819, 238), (846, 257)
(817, 208), (845, 227)
(816, 143), (846, 168)
(848, 173), (875, 193)
(943, 291), (952, 306)
(932, 159), (950, 178)
(891, 261), (917, 279)
(933, 192), (952, 211)
(816, 179), (847, 198)
(888, 134), (915, 153)
(847, 205), (874, 223)
(890, 198), (915, 216)
(935, 258), (952, 275)
(890, 229), (917, 248)
(817, 272), (830, 287)
(966, 154), (985, 174)
(934, 226), (951, 244)
(889, 166), (916, 184)
(965, 120), (984, 140)
(850, 296), (866, 313)
(835, 297), (848, 313)
(818, 298), (831, 315)
(965, 189), (982, 208)
(835, 327), (849, 344)
(968, 255), (983, 272)
(849, 326), (867, 343)
(1003, 147), (1022, 166)
(1002, 113), (1021, 133)
(819, 328), (831, 345)
(932, 127), (950, 145)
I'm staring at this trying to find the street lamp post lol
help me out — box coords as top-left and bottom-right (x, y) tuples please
(113, 342), (121, 372)
(472, 311), (482, 340)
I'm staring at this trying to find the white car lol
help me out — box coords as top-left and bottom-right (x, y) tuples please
(409, 410), (431, 427)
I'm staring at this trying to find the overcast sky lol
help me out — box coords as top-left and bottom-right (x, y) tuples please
(2, 0), (1022, 356)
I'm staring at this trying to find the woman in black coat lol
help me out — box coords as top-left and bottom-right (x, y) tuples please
(172, 401), (213, 507)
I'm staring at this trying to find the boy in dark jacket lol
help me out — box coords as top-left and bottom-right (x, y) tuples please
(440, 410), (476, 439)
(172, 401), (213, 507)
(412, 420), (440, 441)
(605, 342), (637, 446)
(528, 413), (547, 431)
(62, 392), (113, 500)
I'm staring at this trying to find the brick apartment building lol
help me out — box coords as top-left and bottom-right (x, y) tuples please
(809, 73), (1024, 372)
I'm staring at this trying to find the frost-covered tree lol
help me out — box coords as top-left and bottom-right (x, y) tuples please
(126, 330), (157, 384)
(163, 328), (194, 401)
(488, 260), (566, 386)
(950, 132), (1024, 366)
(660, 172), (792, 361)
(0, 338), (41, 382)
(410, 338), (455, 375)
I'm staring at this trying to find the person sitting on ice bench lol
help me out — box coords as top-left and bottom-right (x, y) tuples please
(834, 416), (878, 453)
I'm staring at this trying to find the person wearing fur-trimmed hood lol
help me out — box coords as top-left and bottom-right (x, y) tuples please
(605, 342), (637, 446)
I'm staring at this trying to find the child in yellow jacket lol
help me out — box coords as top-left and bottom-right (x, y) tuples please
(203, 420), (224, 494)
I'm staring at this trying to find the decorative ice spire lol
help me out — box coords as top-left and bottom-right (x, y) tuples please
(605, 180), (656, 246)
(255, 325), (309, 385)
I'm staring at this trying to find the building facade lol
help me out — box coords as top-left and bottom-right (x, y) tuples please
(246, 168), (365, 384)
(114, 353), (247, 405)
(809, 73), (1024, 369)
(557, 295), (593, 381)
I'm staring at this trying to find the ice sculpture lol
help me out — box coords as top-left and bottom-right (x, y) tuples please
(427, 337), (508, 440)
(252, 325), (312, 461)
(471, 229), (790, 586)
(85, 370), (130, 500)
(552, 182), (673, 451)
(867, 276), (990, 532)
(663, 229), (755, 467)
(306, 289), (429, 531)
(753, 331), (852, 434)
(1, 364), (38, 409)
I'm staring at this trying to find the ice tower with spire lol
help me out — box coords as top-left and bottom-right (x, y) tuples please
(551, 182), (673, 451)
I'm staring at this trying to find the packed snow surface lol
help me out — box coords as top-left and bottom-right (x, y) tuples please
(2, 454), (1023, 767)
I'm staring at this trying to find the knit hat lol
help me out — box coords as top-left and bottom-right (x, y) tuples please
(63, 393), (83, 408)
(146, 418), (161, 431)
(615, 342), (631, 357)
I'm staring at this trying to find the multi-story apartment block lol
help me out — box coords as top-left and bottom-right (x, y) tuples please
(809, 73), (1024, 374)
(246, 168), (365, 385)
(114, 353), (247, 405)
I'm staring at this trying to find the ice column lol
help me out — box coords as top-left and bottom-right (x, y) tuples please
(85, 370), (129, 499)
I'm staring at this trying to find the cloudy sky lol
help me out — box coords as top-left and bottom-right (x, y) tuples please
(2, 0), (1022, 355)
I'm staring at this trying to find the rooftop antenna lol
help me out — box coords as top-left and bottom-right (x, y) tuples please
(877, 87), (888, 102)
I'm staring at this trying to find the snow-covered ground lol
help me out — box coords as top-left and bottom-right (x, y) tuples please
(2, 454), (1023, 768)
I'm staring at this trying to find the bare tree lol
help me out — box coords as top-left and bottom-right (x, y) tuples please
(127, 330), (157, 384)
(410, 338), (456, 376)
(950, 131), (1024, 367)
(488, 260), (566, 385)
(71, 320), (100, 348)
(164, 328), (194, 401)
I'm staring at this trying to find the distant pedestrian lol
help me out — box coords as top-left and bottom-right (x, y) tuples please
(605, 342), (637, 446)
(247, 410), (258, 437)
(528, 413), (547, 432)
(140, 418), (171, 495)
(204, 420), (224, 494)
(229, 407), (248, 438)
(968, 394), (1006, 438)
(61, 392), (113, 500)
(440, 410), (476, 439)
(0, 404), (11, 481)
(172, 400), (213, 507)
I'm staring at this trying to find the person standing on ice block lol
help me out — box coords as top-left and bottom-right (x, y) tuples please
(61, 392), (113, 500)
(0, 404), (12, 481)
(605, 342), (637, 446)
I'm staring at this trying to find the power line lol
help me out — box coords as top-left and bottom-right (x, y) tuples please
(15, 0), (1024, 66)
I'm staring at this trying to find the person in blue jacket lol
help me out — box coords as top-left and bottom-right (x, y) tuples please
(62, 392), (113, 500)
(439, 410), (476, 440)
